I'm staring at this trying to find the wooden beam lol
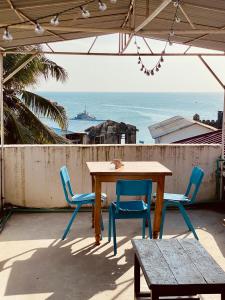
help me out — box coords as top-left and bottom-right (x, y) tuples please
(185, 24), (225, 45)
(2, 50), (225, 57)
(3, 53), (37, 83)
(134, 0), (172, 32)
(88, 36), (98, 53)
(178, 4), (196, 29)
(3, 23), (225, 36)
(5, 0), (25, 21)
(0, 0), (91, 11)
(198, 55), (225, 89)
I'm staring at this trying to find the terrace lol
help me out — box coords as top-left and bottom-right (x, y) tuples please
(1, 0), (225, 299)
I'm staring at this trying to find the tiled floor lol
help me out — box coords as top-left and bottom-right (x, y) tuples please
(0, 209), (224, 299)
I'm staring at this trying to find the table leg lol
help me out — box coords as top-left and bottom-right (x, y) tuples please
(153, 176), (165, 239)
(94, 177), (102, 245)
(92, 176), (95, 228)
(134, 254), (140, 297)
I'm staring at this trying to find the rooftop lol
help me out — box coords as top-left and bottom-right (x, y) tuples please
(0, 210), (224, 300)
(148, 115), (216, 139)
(173, 129), (223, 144)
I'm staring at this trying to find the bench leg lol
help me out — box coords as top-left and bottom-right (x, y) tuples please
(134, 254), (140, 297)
(222, 291), (225, 300)
(151, 290), (159, 300)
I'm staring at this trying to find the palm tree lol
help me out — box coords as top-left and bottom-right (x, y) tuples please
(3, 46), (69, 144)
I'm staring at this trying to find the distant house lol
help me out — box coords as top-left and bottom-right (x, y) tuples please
(148, 116), (217, 144)
(85, 120), (138, 144)
(173, 129), (222, 145)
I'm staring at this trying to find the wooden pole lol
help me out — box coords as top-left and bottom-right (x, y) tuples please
(0, 53), (4, 214)
(222, 90), (225, 159)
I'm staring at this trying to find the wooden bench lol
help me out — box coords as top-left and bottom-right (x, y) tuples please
(132, 239), (225, 300)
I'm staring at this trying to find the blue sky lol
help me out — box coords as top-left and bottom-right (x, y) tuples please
(36, 34), (225, 93)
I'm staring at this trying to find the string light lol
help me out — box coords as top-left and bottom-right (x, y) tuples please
(134, 0), (181, 77)
(98, 0), (107, 11)
(175, 16), (181, 23)
(50, 14), (60, 25)
(35, 22), (44, 34)
(2, 0), (115, 41)
(80, 6), (90, 18)
(2, 27), (13, 41)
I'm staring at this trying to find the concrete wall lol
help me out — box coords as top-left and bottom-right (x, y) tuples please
(3, 144), (221, 208)
(158, 124), (215, 144)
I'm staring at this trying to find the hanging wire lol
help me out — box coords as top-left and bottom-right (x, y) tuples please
(134, 0), (181, 77)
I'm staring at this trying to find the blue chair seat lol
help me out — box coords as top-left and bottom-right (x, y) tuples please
(160, 166), (204, 240)
(108, 180), (152, 255)
(60, 166), (106, 240)
(112, 200), (147, 214)
(163, 193), (190, 203)
(72, 192), (107, 203)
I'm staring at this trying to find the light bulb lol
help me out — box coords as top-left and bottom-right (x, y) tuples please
(50, 15), (59, 26)
(110, 0), (117, 3)
(160, 56), (164, 62)
(35, 22), (44, 34)
(173, 0), (179, 7)
(81, 7), (90, 18)
(169, 30), (175, 36)
(169, 40), (173, 46)
(99, 1), (107, 11)
(151, 70), (154, 76)
(175, 16), (181, 23)
(2, 28), (13, 41)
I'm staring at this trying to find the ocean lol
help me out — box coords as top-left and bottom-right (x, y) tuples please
(39, 92), (224, 144)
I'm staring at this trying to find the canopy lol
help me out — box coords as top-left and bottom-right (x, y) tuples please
(0, 0), (225, 52)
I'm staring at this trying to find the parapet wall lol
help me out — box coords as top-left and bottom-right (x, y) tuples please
(3, 144), (221, 208)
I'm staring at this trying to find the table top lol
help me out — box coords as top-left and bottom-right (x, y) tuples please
(86, 161), (172, 176)
(132, 239), (225, 287)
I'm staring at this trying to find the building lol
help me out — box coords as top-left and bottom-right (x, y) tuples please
(148, 116), (217, 144)
(85, 120), (138, 144)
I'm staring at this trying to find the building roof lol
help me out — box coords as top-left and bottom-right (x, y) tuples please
(173, 129), (222, 144)
(1, 1), (225, 51)
(85, 120), (137, 136)
(148, 116), (216, 139)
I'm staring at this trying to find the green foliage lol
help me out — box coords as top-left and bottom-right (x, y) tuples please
(3, 46), (69, 144)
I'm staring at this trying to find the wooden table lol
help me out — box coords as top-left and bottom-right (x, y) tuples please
(132, 239), (225, 300)
(86, 161), (172, 245)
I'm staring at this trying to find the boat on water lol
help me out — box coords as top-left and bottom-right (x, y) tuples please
(70, 106), (96, 121)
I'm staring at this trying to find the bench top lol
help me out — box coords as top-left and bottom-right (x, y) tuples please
(132, 239), (225, 287)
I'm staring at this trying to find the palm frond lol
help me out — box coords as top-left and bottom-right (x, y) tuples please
(4, 105), (36, 144)
(20, 90), (68, 130)
(40, 57), (68, 82)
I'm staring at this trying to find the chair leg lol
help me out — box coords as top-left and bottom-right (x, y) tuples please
(148, 212), (152, 239)
(178, 204), (199, 240)
(159, 205), (167, 239)
(142, 217), (146, 239)
(100, 211), (104, 231)
(62, 204), (81, 240)
(108, 206), (112, 242)
(92, 204), (95, 228)
(112, 214), (117, 255)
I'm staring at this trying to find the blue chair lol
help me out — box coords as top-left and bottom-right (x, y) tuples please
(159, 166), (204, 240)
(60, 166), (106, 240)
(108, 180), (152, 255)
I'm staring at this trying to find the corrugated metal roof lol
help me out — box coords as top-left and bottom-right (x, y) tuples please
(1, 1), (225, 51)
(148, 115), (216, 139)
(173, 129), (222, 144)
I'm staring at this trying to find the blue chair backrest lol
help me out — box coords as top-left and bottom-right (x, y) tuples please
(185, 166), (204, 203)
(60, 166), (74, 204)
(116, 180), (152, 211)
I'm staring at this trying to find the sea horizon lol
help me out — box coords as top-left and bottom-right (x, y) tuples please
(39, 91), (224, 144)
